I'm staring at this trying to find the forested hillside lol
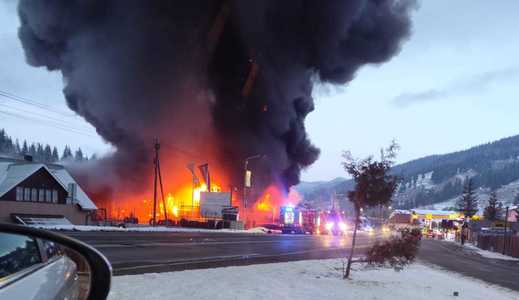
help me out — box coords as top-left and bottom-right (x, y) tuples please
(297, 135), (519, 210)
(0, 128), (91, 163)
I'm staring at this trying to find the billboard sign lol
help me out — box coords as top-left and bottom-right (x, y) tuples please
(200, 192), (231, 218)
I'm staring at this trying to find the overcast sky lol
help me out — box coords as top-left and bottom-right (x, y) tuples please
(2, 1), (519, 182)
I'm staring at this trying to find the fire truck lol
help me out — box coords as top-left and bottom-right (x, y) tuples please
(279, 206), (320, 234)
(320, 209), (349, 236)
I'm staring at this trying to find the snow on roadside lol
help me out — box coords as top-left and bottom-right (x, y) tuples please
(443, 239), (519, 261)
(108, 259), (519, 300)
(463, 243), (519, 261)
(29, 224), (266, 234)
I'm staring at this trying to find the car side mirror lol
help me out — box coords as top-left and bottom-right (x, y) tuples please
(0, 223), (111, 300)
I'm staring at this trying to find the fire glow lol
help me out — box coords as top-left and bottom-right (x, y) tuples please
(155, 182), (224, 221)
(100, 167), (300, 227)
(247, 184), (302, 225)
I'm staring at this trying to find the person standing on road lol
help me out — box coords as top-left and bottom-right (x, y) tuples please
(460, 223), (469, 245)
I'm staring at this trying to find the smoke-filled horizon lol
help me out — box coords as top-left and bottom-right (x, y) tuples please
(17, 0), (415, 197)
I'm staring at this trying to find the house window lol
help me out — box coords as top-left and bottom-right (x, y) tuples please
(16, 187), (23, 201)
(31, 189), (37, 202)
(45, 190), (52, 203)
(52, 190), (58, 203)
(39, 189), (45, 202)
(24, 188), (31, 201)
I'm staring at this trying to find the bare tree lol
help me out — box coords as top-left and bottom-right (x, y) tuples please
(342, 141), (399, 279)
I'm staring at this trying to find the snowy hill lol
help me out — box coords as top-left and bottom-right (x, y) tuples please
(297, 135), (519, 211)
(294, 177), (353, 210)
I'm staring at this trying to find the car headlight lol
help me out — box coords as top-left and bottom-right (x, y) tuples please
(325, 222), (334, 230)
(338, 222), (347, 231)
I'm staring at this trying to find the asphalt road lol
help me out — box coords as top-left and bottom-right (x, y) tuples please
(62, 231), (380, 275)
(418, 239), (519, 292)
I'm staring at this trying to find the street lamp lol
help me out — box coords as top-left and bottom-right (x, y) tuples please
(242, 154), (265, 228)
(503, 206), (509, 255)
(243, 154), (265, 208)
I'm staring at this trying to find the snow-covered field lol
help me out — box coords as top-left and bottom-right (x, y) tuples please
(108, 259), (519, 300)
(30, 224), (267, 234)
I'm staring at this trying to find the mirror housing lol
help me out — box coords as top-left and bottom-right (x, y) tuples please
(0, 223), (111, 300)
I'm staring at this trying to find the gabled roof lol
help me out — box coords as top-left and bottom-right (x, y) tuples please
(0, 158), (97, 210)
(0, 163), (66, 196)
(49, 168), (97, 210)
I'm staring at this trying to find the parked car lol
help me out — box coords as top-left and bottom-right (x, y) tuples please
(259, 224), (283, 234)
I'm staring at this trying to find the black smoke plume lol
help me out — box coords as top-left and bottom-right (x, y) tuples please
(17, 0), (415, 197)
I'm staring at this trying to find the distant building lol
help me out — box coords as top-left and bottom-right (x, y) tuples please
(388, 209), (464, 229)
(0, 156), (96, 225)
(388, 210), (413, 225)
(507, 206), (518, 223)
(410, 209), (463, 221)
(407, 209), (464, 230)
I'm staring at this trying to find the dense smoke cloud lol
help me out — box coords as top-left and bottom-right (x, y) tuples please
(17, 0), (415, 195)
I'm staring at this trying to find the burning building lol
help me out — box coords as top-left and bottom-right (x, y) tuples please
(16, 1), (415, 225)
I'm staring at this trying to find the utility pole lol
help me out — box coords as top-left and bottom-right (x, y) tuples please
(503, 206), (509, 255)
(152, 139), (168, 226)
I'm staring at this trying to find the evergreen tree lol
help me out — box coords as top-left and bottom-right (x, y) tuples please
(74, 148), (84, 161)
(15, 139), (21, 153)
(342, 141), (399, 278)
(62, 146), (73, 160)
(483, 191), (502, 221)
(36, 143), (44, 161)
(51, 147), (59, 162)
(29, 143), (37, 157)
(456, 177), (479, 219)
(0, 129), (14, 153)
(22, 140), (29, 154)
(43, 145), (52, 162)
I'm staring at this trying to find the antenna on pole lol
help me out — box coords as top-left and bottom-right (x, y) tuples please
(186, 163), (200, 211)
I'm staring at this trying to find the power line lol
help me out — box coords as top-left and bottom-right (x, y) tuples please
(0, 89), (230, 157)
(0, 102), (93, 134)
(0, 109), (98, 138)
(0, 88), (98, 139)
(0, 90), (76, 118)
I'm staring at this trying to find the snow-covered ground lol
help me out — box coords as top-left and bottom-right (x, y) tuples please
(463, 243), (519, 261)
(442, 239), (519, 261)
(30, 224), (267, 234)
(108, 259), (519, 300)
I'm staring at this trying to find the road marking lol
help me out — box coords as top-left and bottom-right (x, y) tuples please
(112, 245), (374, 273)
(91, 239), (325, 248)
(114, 254), (263, 271)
